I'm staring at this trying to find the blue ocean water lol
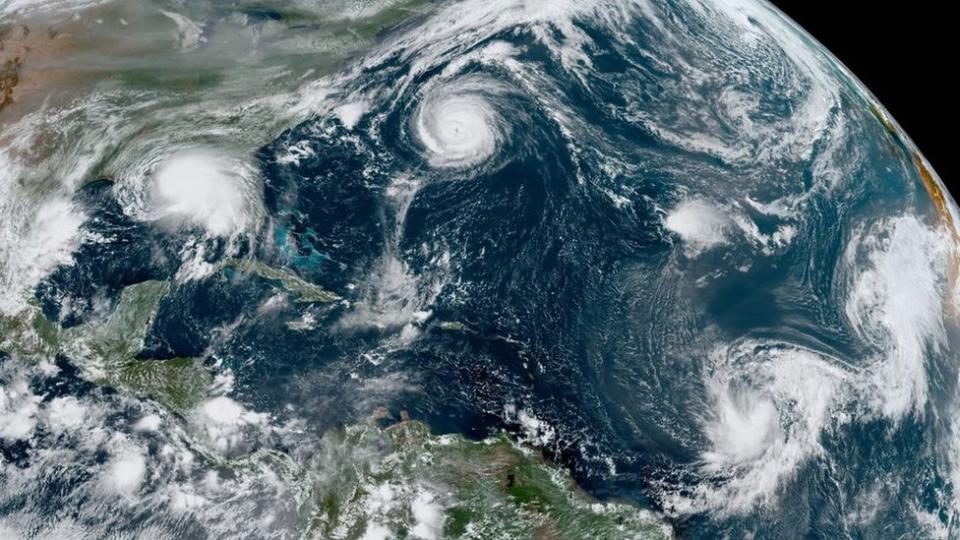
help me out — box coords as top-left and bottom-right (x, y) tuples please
(13, 0), (960, 537)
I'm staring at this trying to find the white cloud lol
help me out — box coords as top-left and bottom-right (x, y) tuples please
(192, 396), (269, 455)
(102, 444), (147, 497)
(411, 490), (445, 540)
(43, 396), (88, 435)
(0, 380), (41, 442)
(665, 199), (729, 256)
(133, 414), (162, 432)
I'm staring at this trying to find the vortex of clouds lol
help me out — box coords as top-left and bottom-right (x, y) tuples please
(412, 78), (510, 170)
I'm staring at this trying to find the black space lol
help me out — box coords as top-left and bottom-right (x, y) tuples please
(769, 1), (955, 191)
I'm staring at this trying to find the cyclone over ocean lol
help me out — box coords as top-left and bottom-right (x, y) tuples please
(1, 0), (958, 538)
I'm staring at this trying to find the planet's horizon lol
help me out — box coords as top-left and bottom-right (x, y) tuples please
(1, 0), (958, 538)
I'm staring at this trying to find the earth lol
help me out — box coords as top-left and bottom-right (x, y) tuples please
(1, 0), (958, 538)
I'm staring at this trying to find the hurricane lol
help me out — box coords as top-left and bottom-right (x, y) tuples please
(413, 78), (509, 170)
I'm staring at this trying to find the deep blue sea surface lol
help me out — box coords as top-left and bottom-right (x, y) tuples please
(4, 0), (959, 537)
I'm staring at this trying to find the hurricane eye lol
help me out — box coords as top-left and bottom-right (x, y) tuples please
(412, 78), (508, 170)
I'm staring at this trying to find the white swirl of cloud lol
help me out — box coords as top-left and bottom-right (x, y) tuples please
(412, 78), (511, 170)
(112, 148), (263, 239)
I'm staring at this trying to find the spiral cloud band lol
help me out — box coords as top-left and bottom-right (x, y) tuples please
(413, 79), (509, 170)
